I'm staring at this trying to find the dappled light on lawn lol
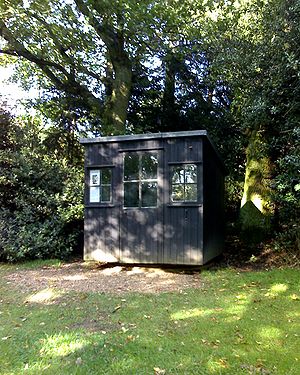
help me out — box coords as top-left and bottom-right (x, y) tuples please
(40, 333), (89, 358)
(61, 274), (87, 281)
(26, 288), (63, 305)
(258, 326), (282, 342)
(270, 283), (288, 293)
(171, 308), (213, 320)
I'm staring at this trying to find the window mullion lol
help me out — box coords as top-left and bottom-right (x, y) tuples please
(99, 170), (102, 202)
(139, 155), (142, 208)
(183, 166), (186, 201)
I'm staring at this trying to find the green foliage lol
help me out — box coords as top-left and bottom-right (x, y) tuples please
(0, 107), (84, 262)
(272, 128), (300, 251)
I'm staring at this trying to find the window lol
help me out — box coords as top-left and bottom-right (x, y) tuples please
(171, 164), (197, 202)
(124, 152), (158, 207)
(89, 168), (112, 203)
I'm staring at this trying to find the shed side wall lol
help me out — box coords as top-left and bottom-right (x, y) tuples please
(203, 138), (225, 263)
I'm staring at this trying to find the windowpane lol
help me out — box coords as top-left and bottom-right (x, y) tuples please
(141, 154), (158, 179)
(172, 167), (185, 184)
(141, 182), (157, 207)
(185, 164), (197, 183)
(124, 152), (158, 208)
(124, 153), (139, 181)
(89, 168), (112, 203)
(171, 164), (198, 203)
(124, 182), (139, 207)
(90, 186), (100, 202)
(90, 170), (100, 186)
(172, 185), (185, 201)
(101, 185), (111, 202)
(185, 184), (197, 201)
(102, 168), (112, 184)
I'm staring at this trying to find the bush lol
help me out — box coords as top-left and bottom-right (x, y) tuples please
(0, 108), (84, 262)
(272, 128), (300, 252)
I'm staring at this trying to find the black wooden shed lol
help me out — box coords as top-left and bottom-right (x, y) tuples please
(80, 130), (225, 265)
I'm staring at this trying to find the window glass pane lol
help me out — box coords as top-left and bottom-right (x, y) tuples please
(90, 186), (100, 202)
(185, 164), (197, 183)
(141, 182), (157, 207)
(171, 166), (185, 184)
(90, 170), (100, 186)
(124, 182), (139, 207)
(172, 185), (185, 201)
(141, 154), (158, 179)
(124, 153), (139, 181)
(171, 164), (198, 203)
(185, 184), (197, 201)
(102, 168), (112, 184)
(101, 186), (111, 202)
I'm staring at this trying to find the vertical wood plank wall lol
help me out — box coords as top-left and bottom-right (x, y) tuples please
(82, 132), (224, 265)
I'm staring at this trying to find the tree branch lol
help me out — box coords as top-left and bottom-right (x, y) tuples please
(0, 19), (103, 112)
(74, 0), (128, 63)
(27, 11), (104, 82)
(0, 19), (69, 80)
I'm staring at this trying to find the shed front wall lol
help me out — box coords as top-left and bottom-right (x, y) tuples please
(162, 137), (204, 265)
(83, 135), (209, 265)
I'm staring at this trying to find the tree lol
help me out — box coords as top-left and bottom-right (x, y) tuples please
(0, 0), (135, 133)
(205, 0), (300, 245)
(0, 0), (232, 135)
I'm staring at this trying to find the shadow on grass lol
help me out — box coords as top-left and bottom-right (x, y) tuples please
(0, 266), (299, 374)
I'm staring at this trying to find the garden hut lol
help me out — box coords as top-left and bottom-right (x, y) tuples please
(80, 130), (225, 265)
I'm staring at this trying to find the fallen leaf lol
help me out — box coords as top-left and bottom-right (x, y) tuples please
(112, 305), (121, 313)
(75, 357), (82, 366)
(154, 367), (166, 374)
(217, 358), (228, 368)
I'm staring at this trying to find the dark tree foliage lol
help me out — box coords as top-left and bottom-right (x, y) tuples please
(0, 103), (83, 261)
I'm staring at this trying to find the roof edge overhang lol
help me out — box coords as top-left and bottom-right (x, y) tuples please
(79, 130), (207, 144)
(80, 130), (225, 172)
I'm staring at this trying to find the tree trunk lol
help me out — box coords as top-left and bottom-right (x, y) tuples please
(240, 128), (273, 243)
(103, 59), (132, 135)
(161, 53), (178, 130)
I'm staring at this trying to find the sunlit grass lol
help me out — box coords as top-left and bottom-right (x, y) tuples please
(26, 288), (63, 304)
(0, 261), (299, 374)
(40, 333), (89, 357)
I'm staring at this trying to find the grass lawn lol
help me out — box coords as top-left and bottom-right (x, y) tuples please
(0, 261), (299, 374)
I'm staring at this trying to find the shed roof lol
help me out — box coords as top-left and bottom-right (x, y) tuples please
(80, 130), (225, 170)
(79, 130), (209, 144)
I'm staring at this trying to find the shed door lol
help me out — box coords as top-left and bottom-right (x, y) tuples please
(120, 151), (163, 263)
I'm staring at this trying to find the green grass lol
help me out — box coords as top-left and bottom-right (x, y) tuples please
(0, 261), (299, 374)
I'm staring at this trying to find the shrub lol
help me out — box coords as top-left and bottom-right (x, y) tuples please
(0, 108), (84, 262)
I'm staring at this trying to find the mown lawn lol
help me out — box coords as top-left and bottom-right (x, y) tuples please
(0, 261), (299, 374)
